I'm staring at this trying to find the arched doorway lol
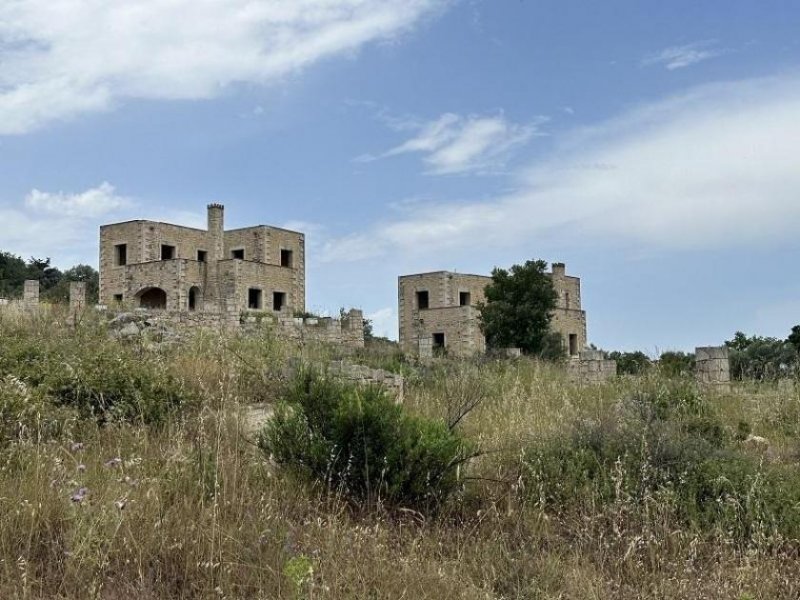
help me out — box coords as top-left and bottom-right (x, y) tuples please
(136, 287), (167, 309)
(188, 286), (203, 311)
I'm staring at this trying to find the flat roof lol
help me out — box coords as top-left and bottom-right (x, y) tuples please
(101, 220), (304, 236)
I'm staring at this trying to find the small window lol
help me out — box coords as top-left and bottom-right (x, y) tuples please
(113, 293), (123, 303)
(114, 244), (127, 266)
(565, 292), (571, 309)
(569, 334), (578, 356)
(161, 244), (176, 260)
(416, 290), (429, 310)
(272, 291), (286, 311)
(280, 249), (293, 268)
(197, 250), (207, 262)
(459, 291), (471, 306)
(231, 249), (245, 260)
(432, 332), (445, 349)
(248, 288), (262, 309)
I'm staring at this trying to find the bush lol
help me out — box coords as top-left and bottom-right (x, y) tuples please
(0, 376), (74, 448)
(0, 330), (193, 424)
(521, 380), (800, 541)
(260, 370), (475, 511)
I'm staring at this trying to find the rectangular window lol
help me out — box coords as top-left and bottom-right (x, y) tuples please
(161, 244), (176, 260)
(197, 250), (207, 262)
(114, 244), (127, 266)
(248, 288), (262, 309)
(416, 290), (429, 310)
(113, 294), (123, 303)
(459, 291), (471, 306)
(565, 292), (571, 309)
(569, 334), (578, 356)
(280, 248), (293, 268)
(231, 248), (245, 260)
(432, 332), (445, 349)
(273, 291), (286, 311)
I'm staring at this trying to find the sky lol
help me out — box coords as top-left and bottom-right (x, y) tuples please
(1, 0), (799, 352)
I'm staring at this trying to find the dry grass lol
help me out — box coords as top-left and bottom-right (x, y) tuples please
(0, 311), (799, 598)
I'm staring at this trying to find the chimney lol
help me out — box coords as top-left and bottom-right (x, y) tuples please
(551, 262), (566, 277)
(207, 203), (224, 261)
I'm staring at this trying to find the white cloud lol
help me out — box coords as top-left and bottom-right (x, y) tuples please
(325, 74), (800, 261)
(642, 40), (723, 70)
(364, 112), (544, 174)
(24, 182), (130, 217)
(0, 0), (448, 134)
(366, 306), (396, 338)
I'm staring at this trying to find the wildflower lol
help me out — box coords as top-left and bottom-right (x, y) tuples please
(70, 442), (84, 452)
(105, 457), (122, 468)
(114, 499), (127, 510)
(77, 464), (86, 472)
(70, 487), (88, 503)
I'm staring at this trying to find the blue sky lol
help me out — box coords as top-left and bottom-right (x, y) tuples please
(2, 0), (799, 351)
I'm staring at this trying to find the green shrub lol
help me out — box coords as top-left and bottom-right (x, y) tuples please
(0, 330), (193, 424)
(0, 376), (74, 448)
(521, 380), (800, 541)
(260, 370), (475, 510)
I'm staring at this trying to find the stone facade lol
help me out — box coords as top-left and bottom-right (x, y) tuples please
(69, 281), (87, 313)
(695, 346), (731, 385)
(99, 204), (305, 318)
(566, 349), (617, 384)
(398, 263), (589, 358)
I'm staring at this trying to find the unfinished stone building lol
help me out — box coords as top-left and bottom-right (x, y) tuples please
(99, 204), (305, 317)
(398, 263), (588, 358)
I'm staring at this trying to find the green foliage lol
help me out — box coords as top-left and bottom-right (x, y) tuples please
(788, 325), (800, 354)
(260, 370), (474, 510)
(478, 259), (560, 357)
(0, 251), (98, 304)
(608, 350), (652, 375)
(725, 331), (797, 381)
(0, 376), (74, 448)
(658, 350), (695, 377)
(522, 380), (800, 541)
(0, 330), (193, 424)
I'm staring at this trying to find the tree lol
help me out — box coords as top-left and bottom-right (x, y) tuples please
(43, 264), (99, 304)
(788, 325), (800, 354)
(608, 350), (652, 375)
(478, 259), (561, 356)
(725, 332), (797, 381)
(658, 351), (695, 377)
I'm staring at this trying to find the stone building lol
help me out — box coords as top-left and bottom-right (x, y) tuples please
(99, 204), (305, 316)
(398, 263), (588, 358)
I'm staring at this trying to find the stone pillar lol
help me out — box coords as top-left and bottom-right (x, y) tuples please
(695, 346), (730, 386)
(69, 281), (87, 313)
(23, 280), (39, 310)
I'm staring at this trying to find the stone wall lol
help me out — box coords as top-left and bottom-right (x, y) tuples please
(566, 350), (617, 384)
(327, 360), (404, 401)
(99, 205), (305, 314)
(398, 264), (589, 358)
(695, 346), (731, 385)
(262, 309), (365, 349)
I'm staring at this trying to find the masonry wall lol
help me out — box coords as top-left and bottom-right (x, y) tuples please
(398, 272), (490, 356)
(99, 208), (305, 314)
(398, 265), (589, 357)
(696, 346), (731, 385)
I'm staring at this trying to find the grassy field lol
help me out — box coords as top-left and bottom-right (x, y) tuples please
(1, 307), (800, 599)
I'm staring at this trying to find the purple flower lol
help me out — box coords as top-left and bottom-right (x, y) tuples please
(104, 457), (122, 468)
(71, 487), (88, 503)
(70, 442), (84, 452)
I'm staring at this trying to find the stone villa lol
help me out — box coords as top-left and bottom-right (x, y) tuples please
(398, 263), (588, 357)
(99, 204), (305, 316)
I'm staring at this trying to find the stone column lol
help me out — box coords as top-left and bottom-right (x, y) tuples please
(69, 281), (87, 313)
(695, 346), (731, 386)
(23, 280), (39, 310)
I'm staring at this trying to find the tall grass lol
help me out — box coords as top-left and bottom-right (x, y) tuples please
(1, 309), (799, 598)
